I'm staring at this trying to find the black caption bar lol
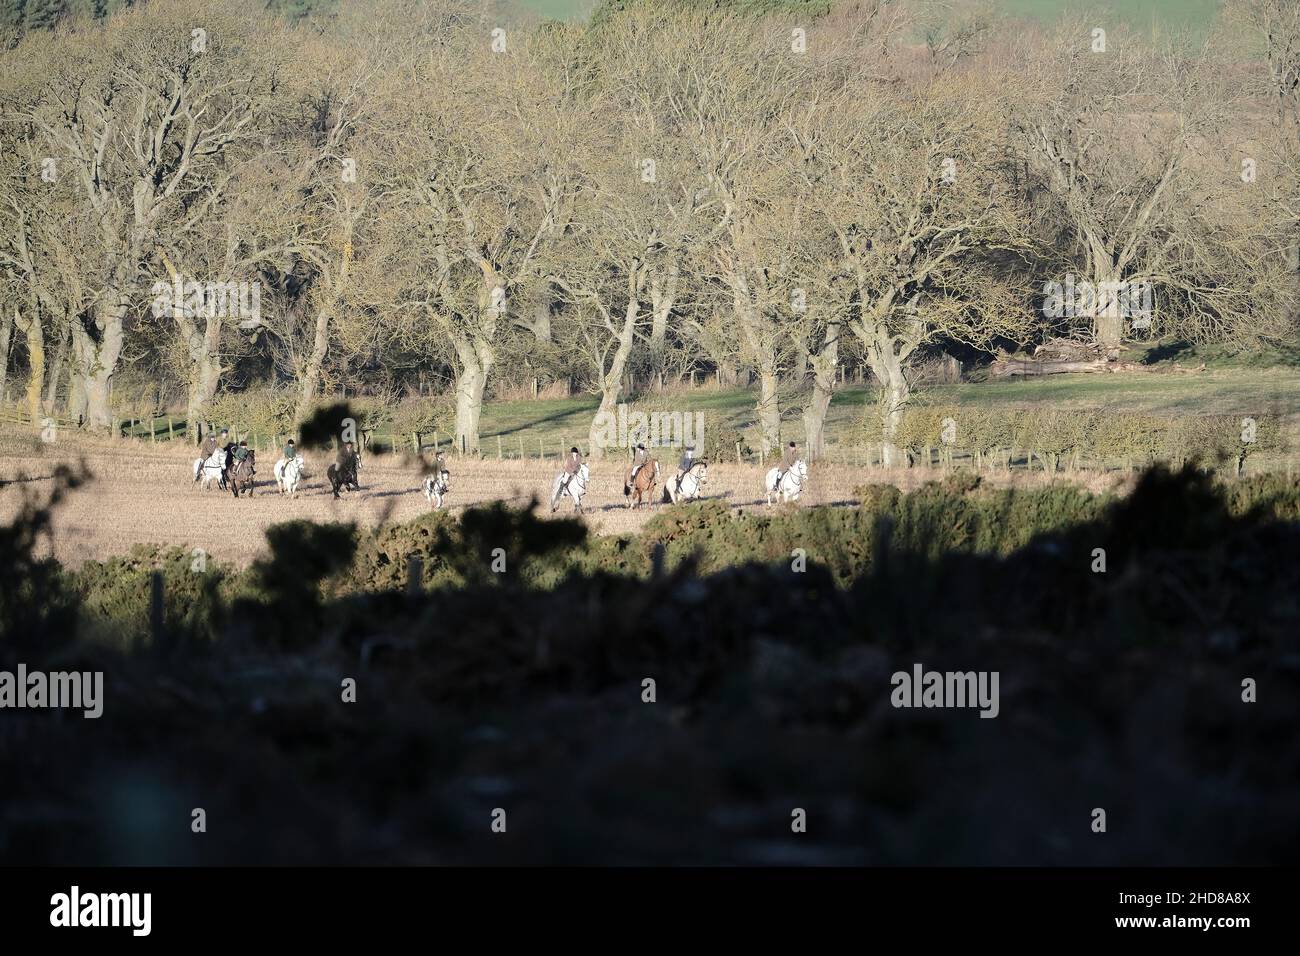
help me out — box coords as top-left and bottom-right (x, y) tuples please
(0, 867), (1283, 944)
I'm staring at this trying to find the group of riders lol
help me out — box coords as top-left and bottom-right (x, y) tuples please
(194, 427), (362, 496)
(621, 439), (801, 491)
(194, 424), (806, 508)
(549, 437), (806, 513)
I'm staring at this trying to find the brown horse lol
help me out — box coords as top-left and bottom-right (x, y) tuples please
(624, 458), (659, 509)
(228, 450), (256, 498)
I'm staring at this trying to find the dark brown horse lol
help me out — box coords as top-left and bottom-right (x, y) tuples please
(327, 451), (361, 499)
(228, 450), (256, 498)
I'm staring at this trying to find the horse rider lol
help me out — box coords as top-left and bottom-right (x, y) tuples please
(431, 448), (448, 488)
(674, 444), (695, 489)
(233, 439), (253, 471)
(196, 427), (225, 481)
(628, 442), (649, 487)
(775, 440), (799, 486)
(336, 440), (360, 485)
(561, 445), (583, 490)
(282, 438), (300, 464)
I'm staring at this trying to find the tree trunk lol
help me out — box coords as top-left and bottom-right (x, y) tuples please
(295, 303), (331, 424)
(647, 263), (679, 390)
(67, 368), (87, 426)
(15, 306), (45, 424)
(70, 296), (127, 431)
(728, 270), (780, 452)
(865, 344), (910, 468)
(1091, 265), (1124, 359)
(756, 359), (781, 454)
(0, 306), (13, 405)
(518, 294), (553, 346)
(716, 359), (738, 388)
(588, 383), (620, 463)
(43, 319), (70, 415)
(801, 319), (839, 462)
(452, 341), (493, 456)
(160, 254), (225, 435)
(587, 290), (641, 461)
(189, 349), (222, 439)
(802, 377), (833, 462)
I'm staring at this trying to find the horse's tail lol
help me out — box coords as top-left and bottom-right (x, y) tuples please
(623, 482), (630, 496)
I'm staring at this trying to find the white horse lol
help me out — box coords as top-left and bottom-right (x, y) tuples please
(422, 469), (450, 509)
(764, 458), (808, 505)
(550, 463), (590, 515)
(274, 456), (305, 497)
(193, 448), (227, 491)
(666, 460), (708, 504)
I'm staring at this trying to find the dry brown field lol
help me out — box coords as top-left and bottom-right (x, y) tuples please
(0, 425), (1130, 568)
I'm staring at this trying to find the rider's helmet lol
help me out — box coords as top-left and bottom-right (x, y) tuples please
(570, 446), (580, 455)
(636, 442), (645, 451)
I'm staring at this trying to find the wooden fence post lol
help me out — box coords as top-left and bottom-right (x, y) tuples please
(518, 436), (524, 460)
(735, 441), (742, 465)
(497, 435), (502, 460)
(412, 431), (420, 454)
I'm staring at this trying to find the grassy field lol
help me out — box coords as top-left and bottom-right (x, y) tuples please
(467, 363), (1300, 462)
(9, 357), (1298, 462)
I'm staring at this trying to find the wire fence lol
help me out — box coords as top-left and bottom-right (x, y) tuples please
(2, 399), (1295, 478)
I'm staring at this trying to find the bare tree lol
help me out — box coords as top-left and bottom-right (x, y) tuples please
(803, 78), (1032, 464)
(1014, 24), (1229, 356)
(5, 2), (279, 429)
(378, 22), (589, 454)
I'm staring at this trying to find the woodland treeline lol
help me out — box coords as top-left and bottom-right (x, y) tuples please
(0, 0), (1297, 462)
